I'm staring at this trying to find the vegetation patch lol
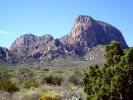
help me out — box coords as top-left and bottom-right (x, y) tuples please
(43, 76), (63, 86)
(40, 92), (60, 100)
(23, 78), (39, 89)
(84, 41), (133, 100)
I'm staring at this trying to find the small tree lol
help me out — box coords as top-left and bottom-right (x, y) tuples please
(84, 41), (133, 100)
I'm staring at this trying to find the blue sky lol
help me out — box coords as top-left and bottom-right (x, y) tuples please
(0, 0), (133, 48)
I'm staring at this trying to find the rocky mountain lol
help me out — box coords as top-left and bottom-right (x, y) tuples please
(10, 34), (38, 50)
(0, 15), (128, 66)
(66, 15), (128, 54)
(10, 34), (54, 50)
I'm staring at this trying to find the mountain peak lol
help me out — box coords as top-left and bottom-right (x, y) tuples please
(10, 33), (54, 51)
(20, 33), (36, 37)
(10, 33), (38, 50)
(76, 15), (96, 24)
(38, 34), (54, 43)
(67, 15), (128, 54)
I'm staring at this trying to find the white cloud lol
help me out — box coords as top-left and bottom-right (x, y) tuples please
(0, 30), (9, 35)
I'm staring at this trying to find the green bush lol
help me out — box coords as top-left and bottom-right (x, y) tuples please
(16, 67), (34, 85)
(0, 69), (19, 93)
(23, 78), (39, 89)
(43, 76), (63, 86)
(0, 79), (19, 93)
(84, 41), (133, 100)
(43, 68), (50, 71)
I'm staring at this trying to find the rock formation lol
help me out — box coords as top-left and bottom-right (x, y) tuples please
(66, 15), (128, 54)
(10, 34), (38, 50)
(0, 47), (12, 63)
(0, 15), (128, 66)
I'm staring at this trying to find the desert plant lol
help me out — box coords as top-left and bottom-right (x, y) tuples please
(39, 92), (59, 100)
(16, 67), (34, 86)
(68, 70), (83, 85)
(0, 79), (19, 93)
(23, 78), (39, 89)
(43, 76), (63, 86)
(84, 41), (133, 100)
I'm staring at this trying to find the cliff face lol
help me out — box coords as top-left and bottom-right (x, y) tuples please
(66, 15), (128, 53)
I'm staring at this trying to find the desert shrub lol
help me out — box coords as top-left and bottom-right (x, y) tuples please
(40, 92), (59, 100)
(0, 68), (19, 93)
(43, 76), (63, 85)
(43, 68), (50, 71)
(68, 70), (83, 85)
(19, 68), (34, 78)
(53, 76), (63, 85)
(84, 41), (133, 100)
(23, 78), (39, 89)
(16, 67), (34, 85)
(0, 79), (19, 93)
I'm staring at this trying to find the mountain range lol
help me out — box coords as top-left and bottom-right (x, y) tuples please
(0, 15), (128, 67)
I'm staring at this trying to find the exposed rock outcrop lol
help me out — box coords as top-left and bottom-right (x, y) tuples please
(67, 15), (128, 54)
(60, 35), (68, 45)
(10, 34), (38, 50)
(0, 47), (12, 63)
(38, 34), (54, 43)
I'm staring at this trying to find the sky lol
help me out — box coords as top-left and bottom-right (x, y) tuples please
(0, 0), (133, 48)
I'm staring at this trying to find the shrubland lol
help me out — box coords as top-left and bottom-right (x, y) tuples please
(0, 66), (86, 100)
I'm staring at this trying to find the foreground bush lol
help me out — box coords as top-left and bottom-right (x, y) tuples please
(84, 41), (133, 99)
(40, 92), (59, 100)
(0, 79), (19, 93)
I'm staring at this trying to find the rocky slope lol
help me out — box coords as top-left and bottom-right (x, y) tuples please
(0, 47), (13, 64)
(0, 15), (128, 66)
